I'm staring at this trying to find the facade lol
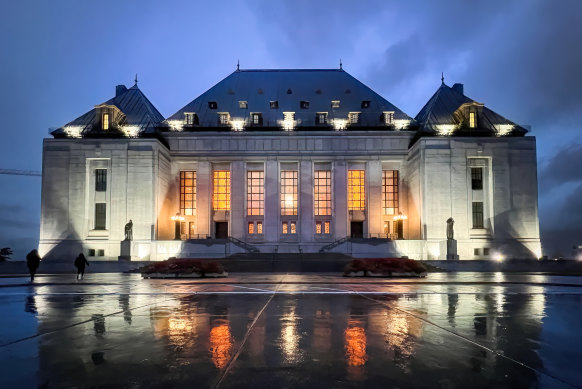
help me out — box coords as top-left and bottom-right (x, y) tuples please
(40, 68), (541, 261)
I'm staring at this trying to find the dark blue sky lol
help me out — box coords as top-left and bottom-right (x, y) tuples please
(1, 0), (581, 259)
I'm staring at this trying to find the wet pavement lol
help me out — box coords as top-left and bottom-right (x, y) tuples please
(1, 273), (581, 388)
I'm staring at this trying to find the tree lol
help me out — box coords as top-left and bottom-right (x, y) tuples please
(0, 248), (13, 261)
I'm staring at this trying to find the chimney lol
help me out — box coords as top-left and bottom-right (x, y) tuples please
(116, 85), (128, 97)
(452, 83), (464, 95)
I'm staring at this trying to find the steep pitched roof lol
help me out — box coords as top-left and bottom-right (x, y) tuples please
(414, 82), (526, 136)
(166, 69), (411, 129)
(53, 83), (164, 137)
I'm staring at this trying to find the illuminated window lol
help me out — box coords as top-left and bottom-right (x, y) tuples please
(348, 170), (365, 210)
(213, 170), (231, 210)
(218, 113), (229, 125)
(180, 171), (196, 216)
(282, 222), (288, 234)
(300, 101), (309, 109)
(185, 113), (197, 125)
(383, 221), (390, 236)
(247, 171), (264, 216)
(314, 170), (331, 216)
(316, 112), (328, 125)
(348, 112), (359, 124)
(361, 101), (370, 109)
(290, 221), (296, 234)
(469, 112), (476, 128)
(95, 203), (106, 230)
(102, 113), (109, 130)
(248, 222), (254, 234)
(316, 222), (322, 234)
(382, 170), (398, 215)
(257, 221), (263, 234)
(324, 221), (330, 234)
(471, 168), (483, 190)
(331, 100), (340, 108)
(251, 113), (262, 125)
(383, 111), (394, 125)
(472, 202), (484, 228)
(95, 169), (107, 192)
(280, 170), (298, 215)
(239, 101), (248, 109)
(270, 101), (279, 109)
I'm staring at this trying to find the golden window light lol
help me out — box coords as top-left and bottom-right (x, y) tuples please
(213, 170), (231, 210)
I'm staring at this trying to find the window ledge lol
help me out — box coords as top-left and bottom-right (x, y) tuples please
(88, 229), (109, 238)
(469, 228), (490, 238)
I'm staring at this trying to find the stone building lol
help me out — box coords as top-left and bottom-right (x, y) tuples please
(40, 68), (541, 261)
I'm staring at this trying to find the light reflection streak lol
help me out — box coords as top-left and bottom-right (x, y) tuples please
(345, 320), (367, 366)
(210, 319), (233, 369)
(279, 305), (303, 364)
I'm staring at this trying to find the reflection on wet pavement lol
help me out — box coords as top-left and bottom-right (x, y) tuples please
(0, 273), (581, 388)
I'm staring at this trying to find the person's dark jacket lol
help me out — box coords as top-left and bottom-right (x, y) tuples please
(26, 250), (41, 270)
(74, 254), (89, 269)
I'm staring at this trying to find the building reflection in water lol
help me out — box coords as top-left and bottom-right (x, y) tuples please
(118, 294), (132, 325)
(312, 309), (332, 354)
(279, 304), (303, 364)
(209, 318), (233, 369)
(344, 317), (367, 381)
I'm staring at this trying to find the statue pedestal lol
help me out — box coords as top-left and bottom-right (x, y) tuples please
(446, 239), (459, 260)
(118, 240), (135, 261)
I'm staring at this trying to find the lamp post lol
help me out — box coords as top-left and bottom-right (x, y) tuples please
(171, 213), (185, 240)
(393, 213), (408, 240)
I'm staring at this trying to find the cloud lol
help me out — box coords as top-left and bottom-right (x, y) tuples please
(539, 143), (582, 192)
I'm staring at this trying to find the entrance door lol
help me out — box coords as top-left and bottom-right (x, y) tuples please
(350, 221), (363, 238)
(215, 222), (229, 239)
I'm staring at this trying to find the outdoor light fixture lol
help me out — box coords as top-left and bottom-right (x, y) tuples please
(494, 252), (505, 262)
(393, 213), (408, 221)
(171, 213), (185, 240)
(230, 119), (245, 131)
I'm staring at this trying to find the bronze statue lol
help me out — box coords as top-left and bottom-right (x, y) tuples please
(124, 219), (133, 241)
(446, 217), (454, 240)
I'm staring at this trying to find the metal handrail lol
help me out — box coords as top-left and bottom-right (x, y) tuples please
(319, 236), (350, 253)
(229, 236), (260, 254)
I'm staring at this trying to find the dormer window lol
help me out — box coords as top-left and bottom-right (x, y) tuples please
(218, 113), (230, 125)
(185, 112), (197, 125)
(102, 113), (109, 130)
(469, 112), (476, 128)
(348, 112), (359, 124)
(270, 101), (279, 109)
(383, 111), (394, 125)
(300, 101), (310, 109)
(239, 101), (248, 109)
(208, 101), (218, 109)
(331, 100), (340, 109)
(251, 113), (262, 126)
(361, 100), (371, 109)
(316, 112), (328, 125)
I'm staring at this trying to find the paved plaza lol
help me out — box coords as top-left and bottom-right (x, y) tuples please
(1, 272), (581, 388)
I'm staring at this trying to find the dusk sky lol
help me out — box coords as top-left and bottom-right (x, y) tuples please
(1, 0), (581, 259)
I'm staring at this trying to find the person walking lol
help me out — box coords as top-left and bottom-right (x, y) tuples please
(26, 249), (41, 282)
(74, 253), (89, 280)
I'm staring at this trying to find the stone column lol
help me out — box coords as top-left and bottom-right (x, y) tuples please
(230, 161), (245, 240)
(264, 159), (279, 243)
(334, 160), (347, 240)
(367, 160), (382, 236)
(300, 160), (313, 242)
(196, 161), (211, 237)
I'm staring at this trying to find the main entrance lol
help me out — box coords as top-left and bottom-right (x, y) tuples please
(350, 221), (363, 238)
(215, 222), (228, 239)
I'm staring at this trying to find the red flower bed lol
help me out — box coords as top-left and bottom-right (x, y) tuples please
(344, 258), (427, 277)
(141, 257), (226, 277)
